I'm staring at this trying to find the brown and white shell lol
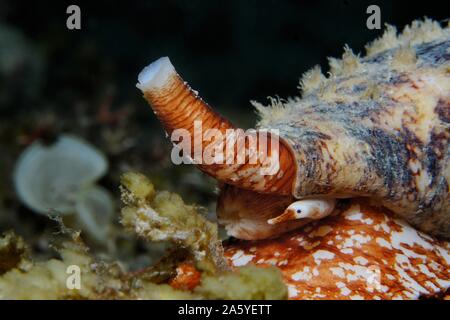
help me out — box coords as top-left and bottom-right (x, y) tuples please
(253, 19), (450, 238)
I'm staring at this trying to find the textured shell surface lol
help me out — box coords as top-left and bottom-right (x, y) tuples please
(254, 19), (450, 238)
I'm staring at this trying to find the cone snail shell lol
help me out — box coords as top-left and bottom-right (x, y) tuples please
(137, 19), (450, 240)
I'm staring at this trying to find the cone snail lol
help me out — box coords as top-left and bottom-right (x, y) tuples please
(136, 19), (450, 240)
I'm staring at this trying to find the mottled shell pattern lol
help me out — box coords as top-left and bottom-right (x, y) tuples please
(253, 19), (450, 238)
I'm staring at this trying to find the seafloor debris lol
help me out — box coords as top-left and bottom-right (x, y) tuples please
(0, 231), (28, 275)
(0, 232), (286, 300)
(120, 171), (227, 273)
(196, 264), (286, 300)
(0, 230), (202, 299)
(0, 173), (287, 300)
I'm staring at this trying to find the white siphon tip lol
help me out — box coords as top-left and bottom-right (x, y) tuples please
(136, 56), (176, 92)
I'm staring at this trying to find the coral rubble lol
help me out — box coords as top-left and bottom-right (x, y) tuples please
(0, 173), (287, 300)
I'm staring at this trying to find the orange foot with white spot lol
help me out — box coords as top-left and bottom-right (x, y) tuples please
(224, 201), (450, 300)
(169, 201), (449, 300)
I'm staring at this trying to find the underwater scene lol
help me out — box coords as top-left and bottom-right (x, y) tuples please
(0, 0), (449, 301)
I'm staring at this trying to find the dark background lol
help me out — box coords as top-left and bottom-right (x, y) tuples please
(0, 0), (449, 257)
(1, 0), (449, 126)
